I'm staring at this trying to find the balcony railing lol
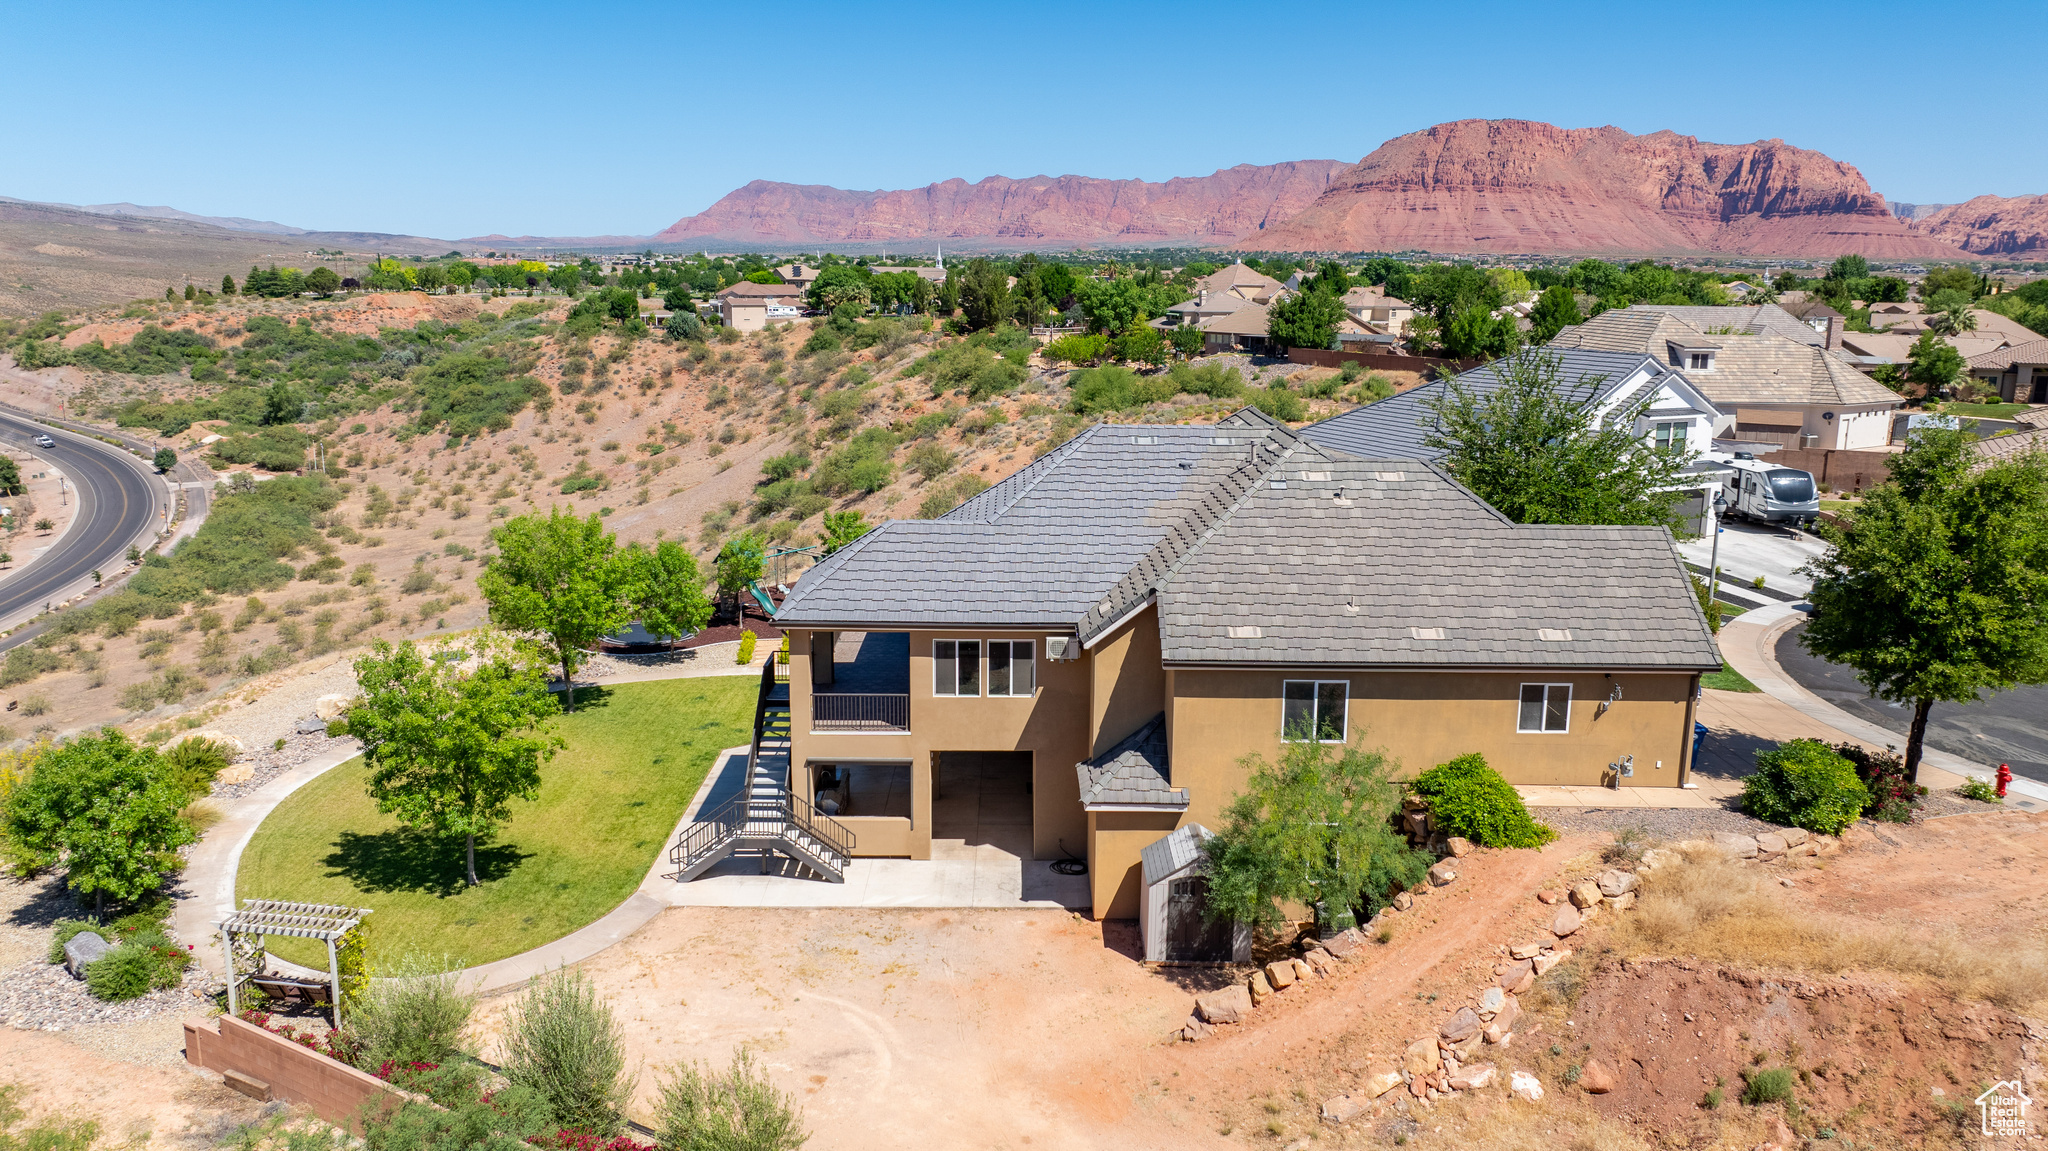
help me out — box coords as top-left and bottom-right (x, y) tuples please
(812, 693), (910, 732)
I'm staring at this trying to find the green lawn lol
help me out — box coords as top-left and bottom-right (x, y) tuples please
(1702, 663), (1761, 693)
(1942, 401), (2037, 421)
(238, 677), (756, 968)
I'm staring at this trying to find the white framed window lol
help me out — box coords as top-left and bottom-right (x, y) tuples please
(1654, 421), (1689, 452)
(933, 640), (981, 696)
(1518, 683), (1571, 733)
(1687, 352), (1713, 371)
(1283, 680), (1348, 743)
(989, 640), (1035, 697)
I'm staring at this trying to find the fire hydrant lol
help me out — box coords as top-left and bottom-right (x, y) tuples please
(1996, 763), (2012, 799)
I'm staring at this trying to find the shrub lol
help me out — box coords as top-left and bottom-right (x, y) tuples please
(1741, 739), (1870, 835)
(501, 968), (635, 1137)
(358, 1079), (554, 1151)
(161, 737), (234, 799)
(1248, 384), (1307, 422)
(1067, 365), (1170, 414)
(349, 949), (479, 1070)
(736, 630), (757, 666)
(85, 930), (190, 1000)
(1831, 742), (1923, 823)
(653, 1048), (808, 1151)
(1957, 777), (2003, 804)
(17, 693), (48, 717)
(1410, 753), (1557, 848)
(1741, 1067), (1794, 1105)
(1043, 333), (1108, 364)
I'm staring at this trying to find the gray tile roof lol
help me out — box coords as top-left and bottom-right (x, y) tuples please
(1140, 821), (1214, 886)
(1152, 455), (1721, 669)
(1632, 304), (1825, 347)
(779, 408), (1722, 673)
(1550, 310), (1900, 408)
(1077, 714), (1187, 810)
(1298, 349), (1667, 461)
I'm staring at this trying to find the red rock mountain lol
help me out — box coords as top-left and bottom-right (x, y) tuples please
(652, 161), (1349, 248)
(1916, 194), (2048, 255)
(1257, 120), (1967, 258)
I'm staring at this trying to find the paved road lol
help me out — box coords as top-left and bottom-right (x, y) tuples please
(0, 412), (162, 630)
(1775, 620), (2048, 785)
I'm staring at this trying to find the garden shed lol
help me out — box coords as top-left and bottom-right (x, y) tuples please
(1139, 824), (1249, 964)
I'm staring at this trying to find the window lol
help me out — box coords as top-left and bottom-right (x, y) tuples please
(1687, 352), (1713, 371)
(933, 640), (981, 696)
(1518, 683), (1571, 733)
(988, 641), (1035, 697)
(1654, 421), (1688, 452)
(1283, 680), (1348, 742)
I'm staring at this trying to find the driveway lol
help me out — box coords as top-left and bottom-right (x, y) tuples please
(1674, 520), (1826, 606)
(1775, 620), (2048, 786)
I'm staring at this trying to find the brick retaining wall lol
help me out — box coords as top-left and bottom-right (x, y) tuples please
(184, 1015), (405, 1127)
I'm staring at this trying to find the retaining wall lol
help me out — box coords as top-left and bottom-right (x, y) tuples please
(184, 1014), (404, 1127)
(1284, 347), (1482, 376)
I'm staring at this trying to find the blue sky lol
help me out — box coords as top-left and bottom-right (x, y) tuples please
(5, 0), (2043, 240)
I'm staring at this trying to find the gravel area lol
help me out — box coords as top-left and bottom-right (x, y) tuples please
(207, 728), (346, 802)
(201, 655), (360, 751)
(1538, 804), (1782, 842)
(0, 874), (222, 1035)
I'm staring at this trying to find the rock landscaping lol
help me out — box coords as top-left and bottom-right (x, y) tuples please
(206, 727), (342, 801)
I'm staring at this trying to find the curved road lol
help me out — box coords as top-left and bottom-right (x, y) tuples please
(1775, 620), (2048, 786)
(0, 412), (162, 631)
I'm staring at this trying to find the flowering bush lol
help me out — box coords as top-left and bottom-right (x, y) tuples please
(1742, 739), (1870, 835)
(526, 1129), (657, 1151)
(1832, 742), (1925, 823)
(238, 1009), (361, 1064)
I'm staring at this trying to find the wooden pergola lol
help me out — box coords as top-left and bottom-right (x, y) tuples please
(217, 899), (370, 1028)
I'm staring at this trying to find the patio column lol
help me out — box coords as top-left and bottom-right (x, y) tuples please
(911, 751), (934, 860)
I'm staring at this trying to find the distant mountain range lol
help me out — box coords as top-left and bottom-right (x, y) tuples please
(11, 122), (2048, 259)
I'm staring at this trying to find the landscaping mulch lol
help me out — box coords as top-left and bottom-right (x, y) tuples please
(1538, 804), (1781, 842)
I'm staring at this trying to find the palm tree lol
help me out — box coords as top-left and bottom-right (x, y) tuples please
(1931, 306), (1977, 337)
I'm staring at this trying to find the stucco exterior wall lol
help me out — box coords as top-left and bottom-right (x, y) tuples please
(787, 628), (1091, 860)
(1088, 809), (1182, 919)
(1164, 668), (1696, 833)
(1087, 608), (1166, 756)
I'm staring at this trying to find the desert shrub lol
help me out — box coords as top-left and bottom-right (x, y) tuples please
(349, 950), (479, 1070)
(1163, 361), (1243, 399)
(814, 428), (898, 495)
(410, 354), (548, 438)
(1247, 383), (1307, 422)
(501, 968), (635, 1137)
(905, 442), (956, 483)
(1957, 777), (2003, 803)
(212, 426), (313, 471)
(0, 645), (64, 688)
(1741, 739), (1869, 834)
(0, 1082), (119, 1151)
(652, 1048), (807, 1151)
(161, 737), (233, 798)
(759, 450), (810, 482)
(1066, 365), (1175, 414)
(918, 475), (989, 519)
(1741, 1067), (1794, 1105)
(1831, 741), (1923, 822)
(1043, 333), (1108, 364)
(16, 693), (48, 717)
(358, 1080), (553, 1151)
(1411, 753), (1557, 848)
(84, 929), (190, 1000)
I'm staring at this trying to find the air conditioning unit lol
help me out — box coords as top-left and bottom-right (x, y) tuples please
(1045, 637), (1073, 661)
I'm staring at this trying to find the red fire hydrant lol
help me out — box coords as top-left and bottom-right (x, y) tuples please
(1996, 763), (2012, 799)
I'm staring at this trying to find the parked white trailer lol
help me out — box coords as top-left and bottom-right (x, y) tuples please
(1703, 452), (1819, 527)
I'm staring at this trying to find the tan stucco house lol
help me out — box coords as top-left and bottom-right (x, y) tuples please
(768, 410), (1721, 919)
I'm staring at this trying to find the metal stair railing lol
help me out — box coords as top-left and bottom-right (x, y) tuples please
(786, 791), (856, 863)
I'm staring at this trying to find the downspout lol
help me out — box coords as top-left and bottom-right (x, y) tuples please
(1679, 672), (1701, 789)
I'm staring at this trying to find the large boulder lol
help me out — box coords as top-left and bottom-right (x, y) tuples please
(1446, 836), (1475, 857)
(1509, 941), (1545, 960)
(1448, 1063), (1496, 1091)
(63, 931), (109, 979)
(1477, 987), (1506, 1016)
(1265, 959), (1297, 990)
(1510, 1070), (1544, 1102)
(1364, 1069), (1405, 1098)
(1779, 827), (1809, 847)
(1427, 859), (1459, 887)
(1549, 904), (1583, 938)
(1392, 891), (1414, 911)
(1403, 1036), (1442, 1077)
(1321, 1095), (1369, 1124)
(1440, 1007), (1483, 1044)
(1195, 985), (1253, 1025)
(1579, 1059), (1616, 1094)
(1322, 929), (1361, 958)
(1247, 970), (1274, 1006)
(1569, 880), (1604, 908)
(313, 694), (354, 721)
(1605, 890), (1638, 911)
(1484, 995), (1523, 1044)
(1533, 948), (1572, 976)
(1712, 831), (1760, 859)
(1595, 870), (1638, 897)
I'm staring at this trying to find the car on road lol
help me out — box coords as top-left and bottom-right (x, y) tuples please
(31, 434), (53, 449)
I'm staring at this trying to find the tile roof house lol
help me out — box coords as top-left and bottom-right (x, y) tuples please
(1192, 262), (1286, 304)
(1549, 308), (1901, 450)
(1968, 338), (2048, 404)
(712, 280), (806, 331)
(773, 409), (1720, 918)
(1340, 286), (1416, 337)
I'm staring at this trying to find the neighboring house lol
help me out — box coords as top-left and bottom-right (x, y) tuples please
(1340, 286), (1415, 337)
(1193, 299), (1274, 354)
(770, 410), (1721, 919)
(868, 265), (949, 285)
(1632, 303), (1829, 349)
(1193, 262), (1286, 304)
(1782, 301), (1847, 350)
(1968, 339), (2048, 403)
(772, 264), (821, 293)
(713, 281), (806, 331)
(1867, 301), (1923, 323)
(1549, 308), (1901, 450)
(1163, 290), (1255, 329)
(1724, 281), (1755, 299)
(1299, 348), (1724, 465)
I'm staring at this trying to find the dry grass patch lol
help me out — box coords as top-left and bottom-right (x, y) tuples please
(1614, 849), (2048, 1011)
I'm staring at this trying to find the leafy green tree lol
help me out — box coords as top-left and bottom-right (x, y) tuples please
(957, 258), (1013, 332)
(808, 266), (872, 313)
(1201, 738), (1431, 931)
(261, 381), (301, 426)
(1168, 324), (1204, 359)
(744, 270), (782, 285)
(549, 265), (583, 296)
(715, 531), (767, 620)
(1077, 278), (1146, 335)
(152, 448), (176, 472)
(820, 511), (872, 556)
(478, 509), (631, 712)
(1305, 261), (1350, 297)
(2, 730), (195, 915)
(621, 540), (712, 642)
(1114, 319), (1168, 366)
(1529, 285), (1584, 342)
(342, 636), (565, 887)
(305, 267), (342, 297)
(1441, 305), (1522, 359)
(602, 287), (638, 323)
(0, 456), (22, 497)
(1919, 265), (1979, 300)
(660, 283), (690, 311)
(1905, 331), (1965, 394)
(1422, 349), (1689, 529)
(1800, 428), (2048, 781)
(1267, 289), (1346, 351)
(1826, 255), (1870, 282)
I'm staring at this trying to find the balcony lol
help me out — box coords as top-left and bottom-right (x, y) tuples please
(811, 631), (910, 733)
